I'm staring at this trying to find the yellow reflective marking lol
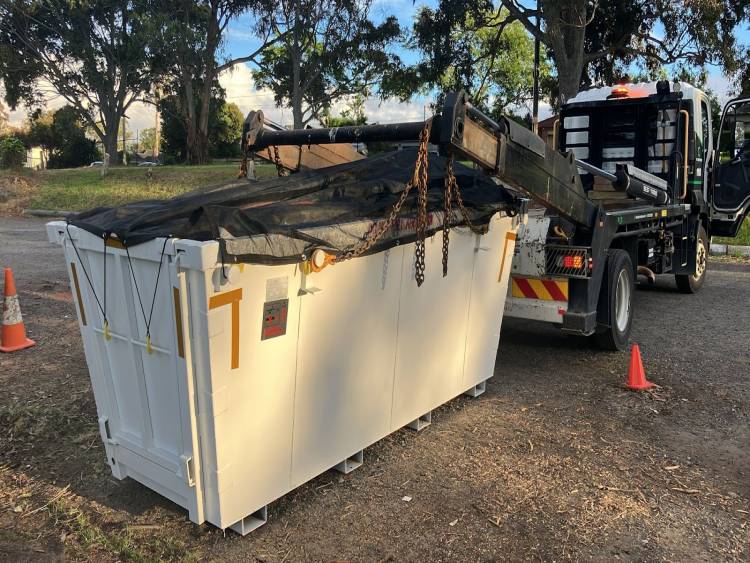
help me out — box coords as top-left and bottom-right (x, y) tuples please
(497, 231), (517, 282)
(511, 278), (525, 298)
(510, 276), (569, 301)
(527, 278), (553, 300)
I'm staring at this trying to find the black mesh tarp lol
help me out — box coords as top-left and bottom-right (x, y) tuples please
(70, 150), (519, 264)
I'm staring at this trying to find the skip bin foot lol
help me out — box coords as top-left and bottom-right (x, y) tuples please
(407, 411), (432, 431)
(334, 450), (363, 474)
(464, 380), (487, 398)
(229, 506), (268, 536)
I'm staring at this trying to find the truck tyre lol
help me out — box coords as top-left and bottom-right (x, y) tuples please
(594, 250), (634, 351)
(675, 225), (708, 294)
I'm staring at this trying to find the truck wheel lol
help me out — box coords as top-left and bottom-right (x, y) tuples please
(594, 250), (634, 351)
(675, 225), (708, 294)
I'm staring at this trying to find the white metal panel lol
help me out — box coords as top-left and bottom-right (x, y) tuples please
(47, 223), (202, 522)
(186, 261), (301, 529)
(291, 247), (404, 487)
(511, 208), (548, 278)
(504, 294), (566, 323)
(564, 115), (589, 129)
(567, 81), (702, 104)
(463, 215), (519, 390)
(566, 131), (588, 145)
(391, 228), (476, 430)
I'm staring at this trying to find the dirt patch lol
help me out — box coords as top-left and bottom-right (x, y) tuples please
(0, 175), (38, 216)
(0, 218), (748, 561)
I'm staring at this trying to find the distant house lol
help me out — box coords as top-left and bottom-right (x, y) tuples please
(25, 146), (48, 170)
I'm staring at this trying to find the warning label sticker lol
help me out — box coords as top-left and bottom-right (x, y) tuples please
(265, 276), (288, 302)
(261, 299), (289, 340)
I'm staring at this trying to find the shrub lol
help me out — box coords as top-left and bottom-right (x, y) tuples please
(0, 136), (26, 169)
(47, 135), (100, 169)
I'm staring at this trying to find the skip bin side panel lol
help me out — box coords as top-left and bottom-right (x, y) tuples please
(463, 213), (519, 390)
(391, 228), (476, 431)
(187, 259), (300, 530)
(171, 260), (206, 524)
(291, 247), (404, 488)
(56, 231), (123, 476)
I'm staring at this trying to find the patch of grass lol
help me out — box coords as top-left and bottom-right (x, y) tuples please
(1, 163), (277, 212)
(714, 216), (750, 246)
(49, 498), (196, 562)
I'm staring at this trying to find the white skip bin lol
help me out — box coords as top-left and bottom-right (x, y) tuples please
(48, 211), (522, 534)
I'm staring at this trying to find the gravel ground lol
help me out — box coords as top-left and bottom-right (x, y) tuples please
(0, 217), (748, 562)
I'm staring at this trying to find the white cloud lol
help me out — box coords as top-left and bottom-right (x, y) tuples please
(220, 62), (432, 126)
(5, 80), (67, 127)
(3, 62), (457, 137)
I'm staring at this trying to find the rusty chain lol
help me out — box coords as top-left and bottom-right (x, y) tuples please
(237, 153), (248, 179)
(335, 122), (432, 282)
(446, 155), (484, 235)
(413, 127), (429, 286)
(272, 145), (288, 177)
(441, 154), (485, 276)
(442, 159), (455, 277)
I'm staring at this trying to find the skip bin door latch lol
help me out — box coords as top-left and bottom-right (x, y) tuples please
(181, 455), (196, 487)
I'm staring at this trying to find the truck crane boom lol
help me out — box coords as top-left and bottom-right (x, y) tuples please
(244, 91), (670, 230)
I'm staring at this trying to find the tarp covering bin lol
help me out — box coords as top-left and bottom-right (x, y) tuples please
(47, 152), (524, 533)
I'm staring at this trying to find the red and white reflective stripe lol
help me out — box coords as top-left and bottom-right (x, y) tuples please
(2, 294), (23, 325)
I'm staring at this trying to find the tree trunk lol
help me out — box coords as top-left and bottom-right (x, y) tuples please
(179, 65), (211, 165)
(194, 70), (214, 165)
(541, 0), (588, 103)
(186, 120), (209, 165)
(102, 117), (120, 166)
(291, 84), (304, 129)
(555, 54), (586, 103)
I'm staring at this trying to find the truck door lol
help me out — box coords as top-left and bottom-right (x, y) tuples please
(711, 97), (750, 237)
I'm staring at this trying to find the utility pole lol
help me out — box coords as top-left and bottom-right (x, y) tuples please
(531, 5), (540, 135)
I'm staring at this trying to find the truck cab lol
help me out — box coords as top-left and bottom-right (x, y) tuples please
(506, 81), (750, 347)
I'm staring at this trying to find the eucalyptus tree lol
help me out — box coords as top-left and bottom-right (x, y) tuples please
(0, 0), (156, 164)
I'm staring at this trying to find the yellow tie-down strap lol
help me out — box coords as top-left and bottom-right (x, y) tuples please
(511, 276), (568, 302)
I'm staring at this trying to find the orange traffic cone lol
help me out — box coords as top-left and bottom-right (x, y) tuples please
(626, 343), (653, 390)
(0, 268), (35, 353)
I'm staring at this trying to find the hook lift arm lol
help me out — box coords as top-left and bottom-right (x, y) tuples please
(243, 91), (669, 230)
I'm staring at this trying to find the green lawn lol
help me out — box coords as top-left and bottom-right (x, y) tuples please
(3, 163), (750, 246)
(1, 163), (277, 212)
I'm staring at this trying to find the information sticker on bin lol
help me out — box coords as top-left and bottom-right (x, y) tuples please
(261, 299), (288, 340)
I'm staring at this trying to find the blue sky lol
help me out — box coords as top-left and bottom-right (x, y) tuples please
(218, 0), (749, 126)
(8, 1), (747, 132)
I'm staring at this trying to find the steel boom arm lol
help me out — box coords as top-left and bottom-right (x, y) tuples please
(244, 91), (598, 228)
